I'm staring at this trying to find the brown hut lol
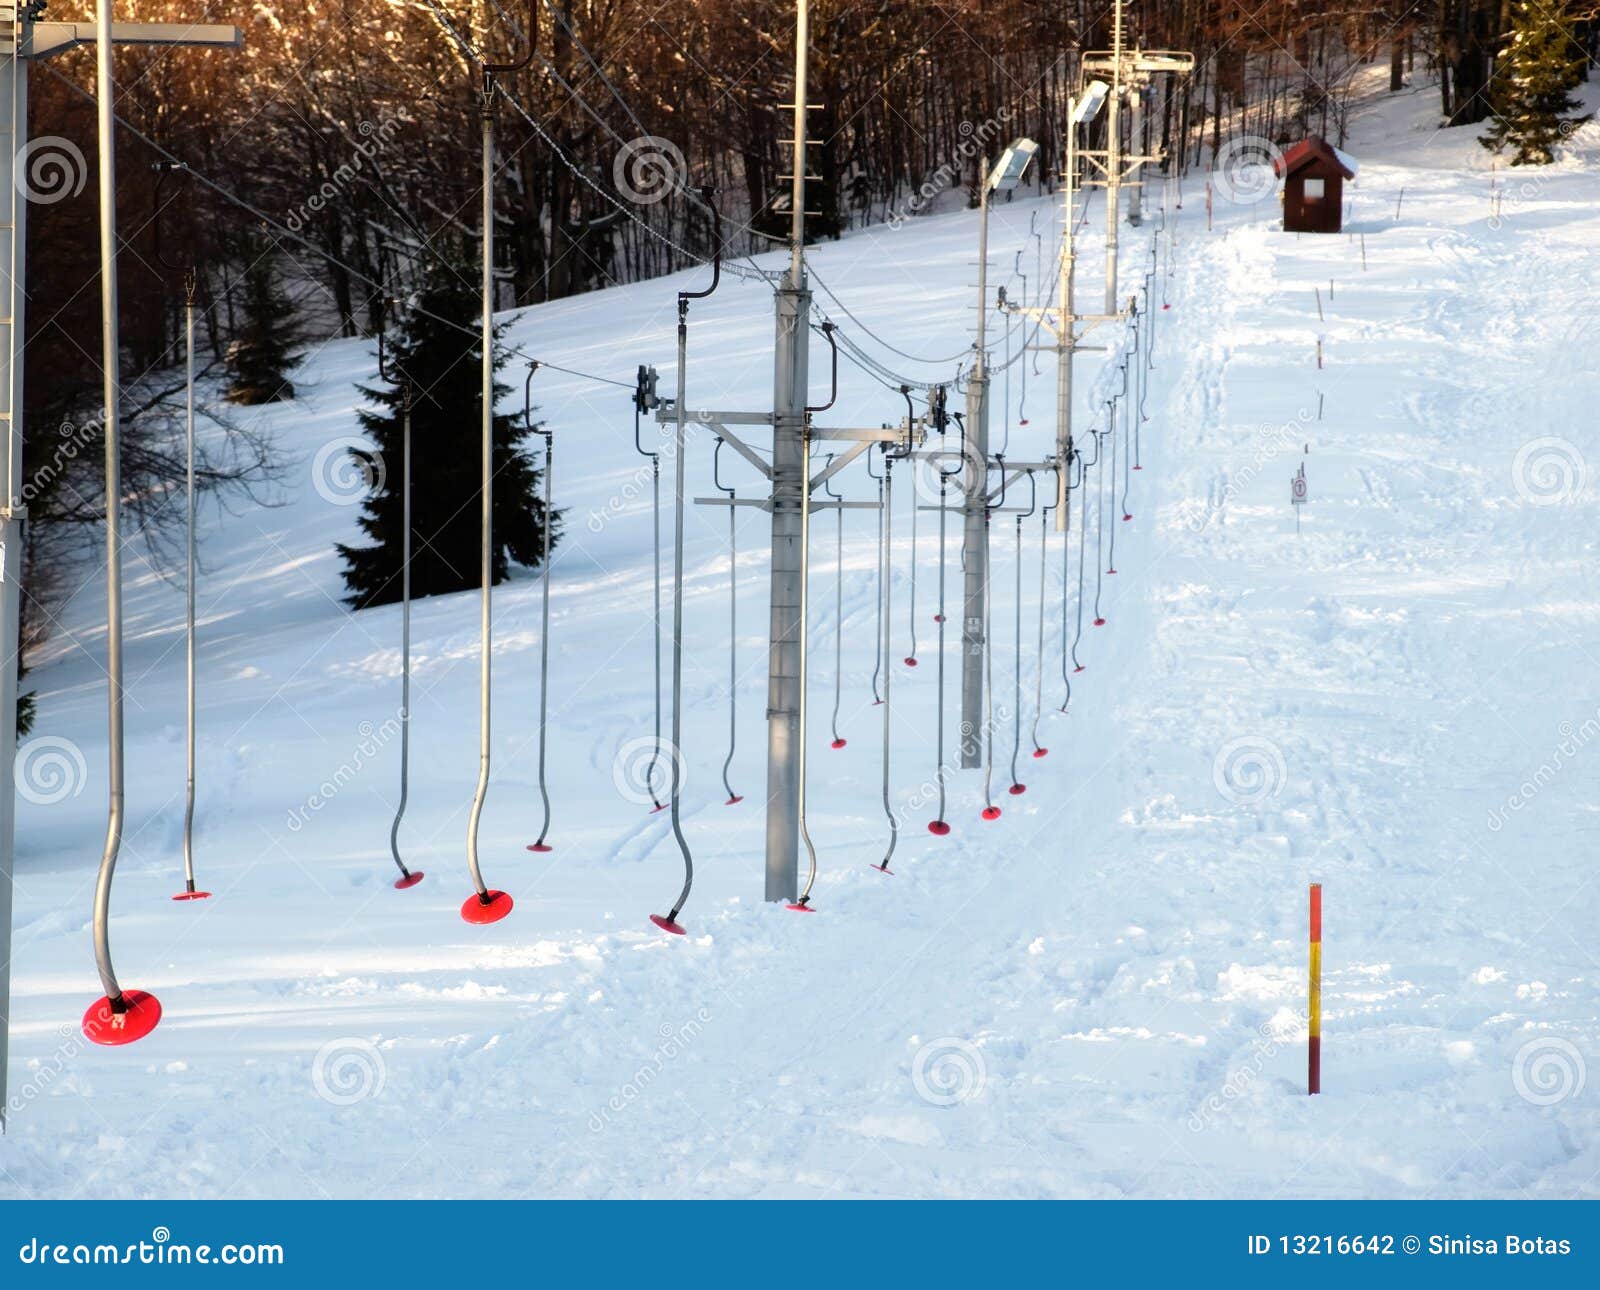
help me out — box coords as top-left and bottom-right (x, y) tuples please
(1274, 137), (1357, 234)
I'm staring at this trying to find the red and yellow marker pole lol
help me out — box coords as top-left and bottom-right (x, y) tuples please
(1308, 883), (1322, 1095)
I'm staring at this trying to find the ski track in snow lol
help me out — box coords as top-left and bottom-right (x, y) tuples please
(2, 73), (1597, 1198)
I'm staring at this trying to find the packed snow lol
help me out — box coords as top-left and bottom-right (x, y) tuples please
(3, 74), (1597, 1198)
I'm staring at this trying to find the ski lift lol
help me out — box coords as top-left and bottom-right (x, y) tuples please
(823, 457), (847, 749)
(651, 190), (722, 936)
(713, 437), (743, 805)
(459, 0), (539, 926)
(524, 362), (556, 854)
(374, 300), (425, 890)
(154, 162), (212, 903)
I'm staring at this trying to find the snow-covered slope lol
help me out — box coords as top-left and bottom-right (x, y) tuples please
(4, 75), (1597, 1198)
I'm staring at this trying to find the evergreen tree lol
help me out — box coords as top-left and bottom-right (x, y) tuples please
(1480, 2), (1591, 165)
(226, 246), (303, 404)
(336, 267), (556, 608)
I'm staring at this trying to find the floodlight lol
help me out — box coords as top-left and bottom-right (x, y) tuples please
(986, 137), (1040, 193)
(1072, 80), (1110, 125)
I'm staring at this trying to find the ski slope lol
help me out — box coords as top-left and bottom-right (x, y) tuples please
(3, 75), (1598, 1199)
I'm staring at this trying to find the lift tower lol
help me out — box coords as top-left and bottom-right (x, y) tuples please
(656, 1), (903, 905)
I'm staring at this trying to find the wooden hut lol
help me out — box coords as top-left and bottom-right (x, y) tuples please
(1274, 137), (1357, 234)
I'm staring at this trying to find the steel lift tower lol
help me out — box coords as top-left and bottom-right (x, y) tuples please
(658, 0), (903, 904)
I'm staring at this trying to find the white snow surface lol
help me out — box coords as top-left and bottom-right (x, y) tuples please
(3, 76), (1598, 1198)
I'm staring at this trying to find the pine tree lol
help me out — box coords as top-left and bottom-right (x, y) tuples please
(226, 246), (303, 404)
(1480, 2), (1591, 165)
(336, 266), (556, 608)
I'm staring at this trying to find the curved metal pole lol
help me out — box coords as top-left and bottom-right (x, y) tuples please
(180, 284), (199, 893)
(867, 444), (883, 705)
(874, 444), (906, 872)
(463, 84), (505, 918)
(387, 384), (416, 881)
(715, 437), (741, 804)
(1032, 500), (1051, 752)
(375, 306), (419, 888)
(657, 190), (720, 930)
(1009, 471), (1036, 789)
(794, 428), (820, 905)
(824, 457), (845, 748)
(528, 362), (555, 851)
(87, 1), (150, 1035)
